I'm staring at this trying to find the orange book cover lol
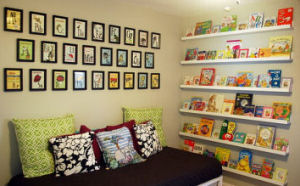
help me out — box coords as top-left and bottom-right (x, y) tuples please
(258, 48), (271, 58)
(197, 118), (214, 137)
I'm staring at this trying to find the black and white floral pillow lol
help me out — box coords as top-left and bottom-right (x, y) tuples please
(134, 121), (163, 158)
(49, 132), (100, 177)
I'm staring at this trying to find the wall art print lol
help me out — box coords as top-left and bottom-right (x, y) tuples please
(41, 41), (57, 63)
(117, 49), (128, 67)
(4, 68), (23, 91)
(151, 73), (160, 89)
(53, 15), (68, 37)
(138, 30), (148, 47)
(4, 7), (23, 32)
(145, 52), (154, 69)
(73, 18), (87, 40)
(29, 69), (47, 91)
(100, 47), (113, 66)
(29, 11), (46, 35)
(73, 70), (87, 90)
(52, 70), (68, 90)
(124, 27), (135, 46)
(124, 72), (135, 89)
(63, 43), (78, 64)
(92, 22), (105, 42)
(92, 71), (104, 90)
(151, 32), (161, 49)
(138, 72), (148, 89)
(108, 71), (120, 89)
(109, 25), (121, 44)
(17, 39), (35, 62)
(131, 51), (141, 68)
(82, 45), (96, 65)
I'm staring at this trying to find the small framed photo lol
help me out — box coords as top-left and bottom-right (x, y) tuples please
(82, 45), (96, 65)
(29, 69), (47, 91)
(4, 68), (23, 91)
(124, 27), (135, 46)
(73, 70), (87, 90)
(92, 71), (104, 90)
(41, 41), (57, 63)
(116, 49), (128, 67)
(138, 72), (148, 89)
(92, 22), (105, 42)
(145, 52), (154, 69)
(281, 77), (293, 90)
(29, 11), (46, 35)
(53, 15), (68, 37)
(199, 68), (216, 86)
(238, 49), (249, 58)
(124, 72), (135, 89)
(73, 19), (87, 40)
(262, 106), (274, 119)
(4, 7), (23, 32)
(17, 39), (35, 62)
(109, 25), (121, 44)
(151, 32), (161, 49)
(138, 30), (148, 47)
(100, 47), (113, 66)
(131, 51), (142, 68)
(52, 70), (68, 90)
(63, 43), (78, 64)
(151, 73), (160, 89)
(108, 71), (120, 89)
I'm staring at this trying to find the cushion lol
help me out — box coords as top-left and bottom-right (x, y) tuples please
(96, 127), (144, 169)
(13, 114), (75, 178)
(49, 132), (100, 177)
(123, 107), (167, 146)
(134, 121), (163, 158)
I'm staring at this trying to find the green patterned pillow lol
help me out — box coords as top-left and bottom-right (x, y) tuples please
(13, 114), (75, 178)
(123, 107), (167, 147)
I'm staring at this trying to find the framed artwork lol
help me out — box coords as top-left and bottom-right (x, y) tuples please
(124, 72), (135, 89)
(17, 39), (35, 62)
(4, 7), (23, 32)
(108, 71), (120, 89)
(4, 68), (23, 91)
(73, 70), (87, 90)
(145, 52), (154, 69)
(29, 11), (46, 35)
(29, 69), (47, 91)
(52, 70), (68, 90)
(138, 72), (148, 89)
(116, 49), (128, 67)
(63, 43), (78, 64)
(138, 30), (148, 47)
(109, 25), (121, 44)
(131, 51), (142, 68)
(100, 47), (113, 66)
(73, 18), (87, 40)
(238, 49), (249, 58)
(92, 22), (105, 42)
(82, 45), (96, 65)
(151, 73), (160, 89)
(199, 68), (216, 86)
(151, 32), (161, 49)
(92, 71), (104, 90)
(124, 27), (135, 46)
(41, 41), (57, 63)
(53, 15), (68, 37)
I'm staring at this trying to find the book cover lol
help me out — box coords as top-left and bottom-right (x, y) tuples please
(226, 76), (237, 87)
(234, 93), (253, 115)
(215, 147), (231, 166)
(183, 139), (195, 152)
(261, 159), (274, 178)
(249, 48), (259, 58)
(197, 118), (214, 137)
(194, 101), (206, 111)
(236, 71), (253, 87)
(182, 100), (191, 110)
(277, 7), (293, 25)
(193, 143), (206, 155)
(222, 99), (235, 115)
(244, 133), (256, 145)
(264, 17), (277, 27)
(226, 40), (242, 59)
(281, 77), (293, 90)
(269, 35), (293, 56)
(273, 168), (288, 183)
(258, 48), (271, 58)
(183, 76), (193, 85)
(190, 97), (202, 110)
(272, 102), (292, 121)
(194, 20), (212, 35)
(221, 15), (237, 32)
(262, 106), (274, 119)
(237, 150), (252, 173)
(251, 75), (259, 87)
(238, 48), (249, 58)
(212, 125), (221, 139)
(185, 48), (198, 60)
(210, 50), (217, 60)
(233, 132), (247, 143)
(273, 137), (289, 152)
(243, 105), (255, 117)
(182, 123), (198, 134)
(228, 159), (238, 169)
(257, 74), (271, 88)
(219, 120), (228, 139)
(238, 22), (248, 30)
(206, 94), (224, 113)
(251, 163), (262, 176)
(197, 50), (206, 60)
(199, 68), (215, 86)
(205, 51), (212, 60)
(212, 25), (221, 33)
(254, 106), (264, 117)
(256, 126), (276, 148)
(216, 50), (225, 59)
(249, 12), (264, 28)
(193, 75), (200, 85)
(268, 69), (281, 88)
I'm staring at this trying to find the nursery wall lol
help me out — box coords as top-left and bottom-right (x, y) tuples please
(0, 0), (183, 184)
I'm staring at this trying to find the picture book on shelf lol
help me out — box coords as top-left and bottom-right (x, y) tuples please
(237, 150), (252, 173)
(221, 15), (237, 32)
(206, 94), (224, 113)
(258, 48), (271, 58)
(183, 139), (195, 152)
(212, 25), (221, 33)
(226, 76), (237, 87)
(262, 106), (274, 119)
(233, 132), (246, 143)
(228, 159), (238, 169)
(182, 123), (198, 134)
(222, 100), (235, 115)
(194, 20), (212, 35)
(199, 68), (215, 86)
(256, 126), (276, 149)
(206, 51), (217, 60)
(268, 70), (282, 88)
(185, 48), (198, 60)
(190, 97), (202, 110)
(193, 143), (206, 155)
(251, 163), (262, 176)
(215, 147), (231, 166)
(277, 7), (293, 25)
(281, 77), (293, 90)
(249, 12), (264, 28)
(272, 102), (292, 121)
(249, 48), (259, 58)
(273, 168), (288, 183)
(257, 74), (271, 88)
(197, 51), (206, 60)
(238, 22), (248, 30)
(216, 50), (225, 59)
(212, 125), (221, 139)
(273, 137), (289, 152)
(194, 101), (206, 111)
(214, 75), (227, 86)
(264, 17), (277, 27)
(244, 133), (256, 145)
(234, 93), (253, 115)
(182, 100), (191, 110)
(254, 106), (264, 117)
(197, 118), (214, 137)
(269, 35), (293, 56)
(193, 75), (200, 85)
(236, 71), (253, 87)
(184, 76), (193, 85)
(261, 159), (274, 178)
(252, 75), (259, 87)
(219, 120), (228, 139)
(243, 105), (255, 117)
(238, 48), (249, 58)
(226, 40), (242, 59)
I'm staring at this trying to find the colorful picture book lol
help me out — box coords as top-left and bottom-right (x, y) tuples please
(194, 20), (212, 35)
(277, 7), (293, 25)
(273, 168), (288, 183)
(197, 118), (214, 137)
(254, 106), (264, 117)
(226, 40), (242, 59)
(249, 48), (259, 58)
(216, 50), (225, 59)
(269, 35), (293, 56)
(272, 102), (291, 121)
(281, 77), (293, 90)
(243, 105), (255, 117)
(221, 15), (237, 32)
(262, 106), (274, 119)
(236, 71), (253, 87)
(256, 126), (276, 149)
(197, 51), (206, 60)
(199, 68), (215, 86)
(258, 48), (271, 58)
(238, 23), (248, 30)
(226, 76), (237, 87)
(261, 159), (274, 178)
(215, 147), (231, 166)
(237, 150), (252, 173)
(206, 51), (217, 60)
(238, 48), (249, 58)
(268, 70), (281, 88)
(249, 12), (264, 28)
(214, 75), (227, 86)
(234, 93), (253, 115)
(183, 139), (195, 152)
(185, 48), (198, 60)
(257, 74), (271, 88)
(251, 163), (262, 176)
(244, 133), (256, 145)
(228, 159), (238, 169)
(206, 94), (224, 113)
(273, 137), (289, 152)
(264, 17), (276, 27)
(221, 100), (235, 115)
(233, 132), (246, 143)
(193, 143), (206, 154)
(212, 25), (221, 33)
(182, 123), (198, 134)
(182, 100), (191, 110)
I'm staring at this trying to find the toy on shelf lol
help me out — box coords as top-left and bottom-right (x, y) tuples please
(215, 147), (231, 167)
(203, 149), (215, 158)
(236, 150), (252, 173)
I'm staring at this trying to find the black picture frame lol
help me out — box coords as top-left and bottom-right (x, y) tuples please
(145, 52), (154, 69)
(124, 27), (135, 46)
(100, 47), (113, 66)
(41, 41), (57, 63)
(29, 69), (47, 91)
(63, 43), (78, 64)
(138, 72), (148, 89)
(29, 11), (46, 35)
(92, 22), (105, 42)
(73, 18), (87, 40)
(4, 68), (23, 91)
(16, 38), (35, 62)
(109, 25), (121, 44)
(52, 69), (68, 91)
(4, 7), (23, 32)
(52, 15), (68, 37)
(82, 45), (96, 65)
(73, 70), (87, 90)
(108, 71), (120, 90)
(124, 72), (135, 90)
(131, 50), (142, 68)
(92, 71), (105, 90)
(151, 32), (161, 49)
(116, 49), (128, 67)
(151, 73), (160, 89)
(138, 30), (148, 47)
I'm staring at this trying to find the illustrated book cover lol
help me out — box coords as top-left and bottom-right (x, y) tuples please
(185, 48), (198, 60)
(221, 15), (237, 32)
(215, 147), (231, 166)
(206, 94), (224, 113)
(234, 93), (253, 115)
(236, 71), (253, 87)
(222, 99), (235, 115)
(256, 126), (276, 149)
(269, 35), (293, 56)
(244, 133), (256, 145)
(197, 118), (214, 137)
(199, 68), (215, 86)
(182, 123), (198, 134)
(264, 17), (277, 27)
(277, 7), (293, 25)
(268, 69), (281, 88)
(197, 50), (206, 60)
(272, 102), (292, 121)
(257, 74), (271, 88)
(194, 20), (212, 35)
(258, 48), (271, 58)
(233, 132), (247, 143)
(249, 12), (264, 28)
(183, 139), (195, 152)
(254, 106), (264, 117)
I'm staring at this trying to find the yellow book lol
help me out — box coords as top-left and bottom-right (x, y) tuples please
(269, 35), (293, 56)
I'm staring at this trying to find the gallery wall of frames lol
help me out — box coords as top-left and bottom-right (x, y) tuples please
(3, 7), (161, 92)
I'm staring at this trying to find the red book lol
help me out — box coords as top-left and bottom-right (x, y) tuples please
(277, 7), (293, 25)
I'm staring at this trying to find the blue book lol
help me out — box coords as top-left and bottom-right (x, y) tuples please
(255, 106), (264, 117)
(268, 70), (281, 88)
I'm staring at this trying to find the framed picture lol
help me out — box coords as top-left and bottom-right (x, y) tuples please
(116, 49), (128, 67)
(4, 68), (23, 91)
(41, 41), (57, 63)
(53, 15), (68, 37)
(108, 71), (120, 89)
(63, 43), (78, 64)
(151, 32), (161, 49)
(82, 45), (96, 65)
(124, 27), (135, 46)
(29, 69), (47, 91)
(151, 73), (160, 89)
(262, 106), (274, 119)
(131, 51), (142, 68)
(29, 11), (46, 35)
(73, 70), (87, 90)
(238, 49), (249, 58)
(145, 52), (154, 69)
(17, 39), (35, 62)
(138, 30), (148, 47)
(281, 77), (293, 90)
(92, 22), (105, 42)
(100, 47), (113, 66)
(52, 70), (68, 90)
(124, 72), (135, 89)
(109, 25), (121, 44)
(92, 71), (104, 90)
(73, 18), (87, 40)
(4, 7), (23, 32)
(199, 68), (216, 86)
(138, 72), (148, 89)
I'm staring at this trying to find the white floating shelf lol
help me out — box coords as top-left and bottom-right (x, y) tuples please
(181, 25), (292, 41)
(223, 167), (287, 186)
(179, 132), (288, 156)
(179, 109), (290, 125)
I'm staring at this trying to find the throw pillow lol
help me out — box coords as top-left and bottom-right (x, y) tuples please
(13, 114), (75, 178)
(49, 132), (100, 177)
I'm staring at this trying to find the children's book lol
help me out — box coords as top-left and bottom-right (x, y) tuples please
(244, 133), (256, 145)
(205, 51), (217, 60)
(262, 106), (274, 119)
(261, 159), (274, 178)
(237, 150), (252, 173)
(194, 20), (212, 35)
(216, 50), (225, 59)
(273, 168), (288, 183)
(212, 125), (221, 139)
(183, 76), (193, 85)
(251, 75), (258, 87)
(185, 48), (198, 60)
(273, 137), (289, 152)
(190, 97), (202, 110)
(238, 22), (248, 30)
(226, 76), (237, 87)
(277, 7), (293, 26)
(254, 106), (264, 117)
(214, 75), (224, 86)
(249, 12), (264, 28)
(281, 77), (293, 90)
(212, 25), (221, 33)
(264, 17), (277, 27)
(222, 100), (235, 115)
(182, 100), (191, 110)
(182, 123), (198, 134)
(251, 163), (262, 176)
(193, 143), (206, 155)
(248, 48), (259, 58)
(197, 118), (214, 137)
(268, 70), (281, 88)
(194, 101), (206, 111)
(193, 75), (200, 85)
(221, 121), (236, 141)
(221, 15), (237, 32)
(258, 48), (271, 58)
(228, 159), (238, 169)
(197, 51), (206, 60)
(238, 49), (249, 58)
(233, 132), (247, 143)
(256, 126), (276, 148)
(199, 68), (215, 86)
(257, 74), (271, 88)
(243, 105), (255, 117)
(269, 35), (293, 56)
(272, 102), (292, 121)
(236, 71), (253, 87)
(215, 147), (231, 166)
(234, 93), (253, 115)
(183, 139), (195, 152)
(226, 40), (242, 59)
(206, 94), (224, 113)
